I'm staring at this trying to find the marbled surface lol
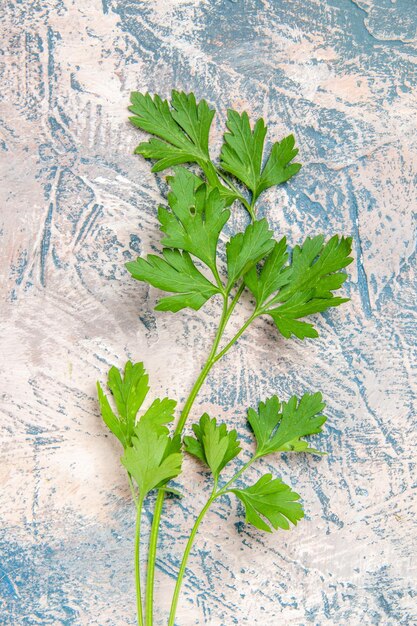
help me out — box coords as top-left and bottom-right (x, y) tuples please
(1, 1), (416, 624)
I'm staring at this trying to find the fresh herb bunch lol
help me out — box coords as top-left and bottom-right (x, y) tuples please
(97, 91), (353, 625)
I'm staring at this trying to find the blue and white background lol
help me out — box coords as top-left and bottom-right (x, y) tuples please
(1, 1), (416, 624)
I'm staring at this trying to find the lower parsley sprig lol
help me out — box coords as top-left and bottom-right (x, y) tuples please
(95, 91), (353, 625)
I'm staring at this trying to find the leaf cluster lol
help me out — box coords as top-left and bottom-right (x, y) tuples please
(246, 235), (353, 338)
(184, 391), (327, 532)
(97, 361), (182, 498)
(126, 91), (352, 339)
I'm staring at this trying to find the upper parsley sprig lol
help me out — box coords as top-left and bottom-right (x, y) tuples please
(126, 165), (352, 341)
(129, 90), (301, 218)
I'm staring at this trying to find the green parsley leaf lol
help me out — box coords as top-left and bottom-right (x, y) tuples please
(140, 398), (178, 431)
(122, 425), (182, 498)
(129, 91), (214, 170)
(129, 92), (249, 208)
(97, 361), (176, 448)
(244, 237), (289, 304)
(220, 110), (301, 202)
(126, 249), (220, 312)
(231, 474), (304, 532)
(257, 135), (302, 197)
(158, 167), (230, 273)
(267, 292), (349, 339)
(226, 218), (275, 288)
(107, 361), (149, 427)
(247, 393), (327, 457)
(184, 414), (241, 478)
(277, 235), (353, 302)
(246, 235), (353, 339)
(97, 383), (127, 446)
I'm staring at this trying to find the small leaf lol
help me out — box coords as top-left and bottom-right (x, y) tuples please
(220, 111), (267, 195)
(267, 292), (349, 339)
(122, 426), (183, 497)
(141, 398), (178, 432)
(220, 110), (301, 202)
(170, 91), (215, 158)
(97, 362), (177, 449)
(257, 135), (302, 197)
(129, 91), (214, 170)
(184, 414), (241, 478)
(246, 235), (353, 339)
(126, 249), (220, 312)
(159, 167), (230, 273)
(244, 237), (289, 304)
(231, 474), (304, 532)
(226, 219), (274, 288)
(97, 382), (126, 447)
(107, 362), (149, 433)
(247, 393), (327, 457)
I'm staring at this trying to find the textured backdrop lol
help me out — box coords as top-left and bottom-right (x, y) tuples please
(1, 1), (416, 625)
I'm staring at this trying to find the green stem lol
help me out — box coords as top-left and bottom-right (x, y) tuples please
(216, 169), (256, 220)
(168, 456), (256, 625)
(199, 159), (223, 189)
(145, 295), (229, 625)
(213, 312), (258, 363)
(175, 294), (229, 435)
(135, 497), (145, 626)
(145, 492), (163, 626)
(167, 481), (218, 626)
(144, 288), (255, 624)
(218, 457), (256, 494)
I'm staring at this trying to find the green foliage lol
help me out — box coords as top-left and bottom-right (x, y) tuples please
(247, 234), (353, 339)
(122, 424), (182, 498)
(129, 91), (236, 206)
(97, 361), (176, 448)
(129, 91), (302, 212)
(184, 414), (241, 478)
(231, 474), (304, 532)
(220, 110), (301, 202)
(126, 249), (220, 312)
(129, 91), (214, 170)
(244, 237), (289, 303)
(93, 92), (354, 625)
(226, 218), (275, 288)
(247, 393), (327, 457)
(158, 167), (230, 273)
(97, 361), (182, 498)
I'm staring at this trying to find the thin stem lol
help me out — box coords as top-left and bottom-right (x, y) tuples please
(145, 295), (230, 625)
(135, 497), (145, 626)
(168, 456), (257, 625)
(213, 312), (258, 363)
(212, 264), (225, 295)
(225, 282), (245, 318)
(145, 492), (163, 626)
(199, 159), (223, 189)
(216, 169), (255, 220)
(168, 481), (218, 626)
(175, 294), (229, 436)
(217, 457), (256, 494)
(128, 473), (139, 508)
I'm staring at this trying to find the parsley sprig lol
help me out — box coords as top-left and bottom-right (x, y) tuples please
(96, 91), (352, 626)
